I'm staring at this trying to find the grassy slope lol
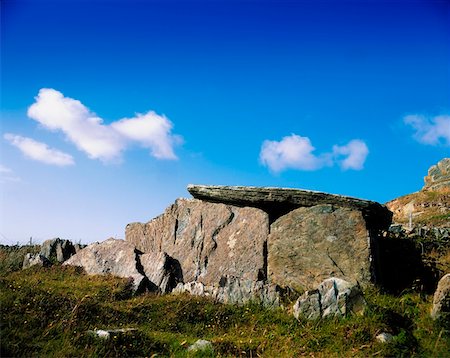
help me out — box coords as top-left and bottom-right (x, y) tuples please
(1, 259), (449, 357)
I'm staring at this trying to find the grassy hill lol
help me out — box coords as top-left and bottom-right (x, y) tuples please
(1, 246), (449, 357)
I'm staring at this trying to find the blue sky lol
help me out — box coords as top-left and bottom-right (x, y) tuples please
(1, 0), (449, 244)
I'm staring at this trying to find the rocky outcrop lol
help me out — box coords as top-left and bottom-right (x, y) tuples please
(431, 273), (450, 321)
(268, 205), (373, 290)
(22, 253), (51, 269)
(126, 199), (269, 285)
(140, 251), (182, 293)
(40, 238), (78, 263)
(293, 277), (366, 320)
(188, 184), (392, 230)
(423, 158), (450, 191)
(387, 158), (450, 227)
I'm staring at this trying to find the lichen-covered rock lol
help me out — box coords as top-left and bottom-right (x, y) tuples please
(187, 339), (213, 353)
(40, 238), (77, 263)
(423, 158), (450, 191)
(22, 253), (51, 269)
(293, 277), (365, 320)
(268, 205), (374, 290)
(431, 273), (450, 321)
(63, 238), (148, 292)
(173, 276), (279, 307)
(126, 199), (269, 286)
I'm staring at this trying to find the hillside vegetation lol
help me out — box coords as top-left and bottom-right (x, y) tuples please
(1, 246), (449, 357)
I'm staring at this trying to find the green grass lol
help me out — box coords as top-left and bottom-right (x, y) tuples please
(1, 249), (449, 357)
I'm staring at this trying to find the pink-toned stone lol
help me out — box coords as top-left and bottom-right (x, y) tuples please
(126, 198), (269, 286)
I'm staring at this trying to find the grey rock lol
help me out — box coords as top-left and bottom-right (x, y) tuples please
(268, 205), (375, 290)
(22, 253), (51, 269)
(126, 198), (268, 286)
(187, 184), (392, 230)
(293, 277), (366, 320)
(187, 339), (213, 352)
(376, 332), (394, 343)
(423, 158), (450, 191)
(140, 251), (182, 293)
(88, 328), (137, 340)
(40, 238), (77, 263)
(173, 276), (279, 307)
(63, 238), (148, 292)
(431, 273), (450, 320)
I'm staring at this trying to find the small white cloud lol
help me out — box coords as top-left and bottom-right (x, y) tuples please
(0, 164), (21, 182)
(404, 114), (450, 146)
(260, 134), (368, 173)
(260, 134), (332, 172)
(27, 88), (181, 162)
(111, 111), (180, 160)
(4, 133), (75, 166)
(333, 139), (369, 170)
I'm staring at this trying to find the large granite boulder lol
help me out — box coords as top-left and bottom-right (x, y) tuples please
(268, 205), (374, 290)
(126, 198), (269, 286)
(423, 158), (450, 191)
(293, 277), (366, 320)
(63, 238), (148, 292)
(431, 273), (450, 321)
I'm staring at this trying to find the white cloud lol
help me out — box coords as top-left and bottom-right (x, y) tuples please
(404, 114), (450, 146)
(333, 139), (369, 170)
(27, 88), (181, 162)
(260, 134), (368, 173)
(0, 164), (21, 182)
(260, 134), (331, 172)
(4, 133), (75, 166)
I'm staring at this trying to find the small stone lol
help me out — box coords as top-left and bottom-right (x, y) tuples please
(187, 339), (213, 352)
(376, 332), (394, 343)
(22, 253), (51, 269)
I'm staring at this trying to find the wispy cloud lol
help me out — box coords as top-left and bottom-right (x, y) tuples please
(0, 164), (21, 182)
(4, 134), (75, 166)
(27, 88), (181, 162)
(404, 114), (450, 146)
(260, 134), (368, 173)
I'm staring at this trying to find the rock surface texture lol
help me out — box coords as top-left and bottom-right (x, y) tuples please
(126, 198), (269, 285)
(125, 185), (392, 304)
(293, 277), (366, 320)
(22, 253), (51, 269)
(431, 273), (450, 321)
(268, 205), (372, 289)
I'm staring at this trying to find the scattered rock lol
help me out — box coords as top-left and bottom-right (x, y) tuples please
(293, 277), (366, 320)
(40, 238), (77, 263)
(423, 158), (450, 191)
(63, 238), (148, 292)
(88, 328), (137, 340)
(22, 253), (51, 269)
(268, 205), (375, 290)
(187, 339), (213, 352)
(376, 332), (394, 343)
(431, 273), (450, 321)
(126, 199), (269, 285)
